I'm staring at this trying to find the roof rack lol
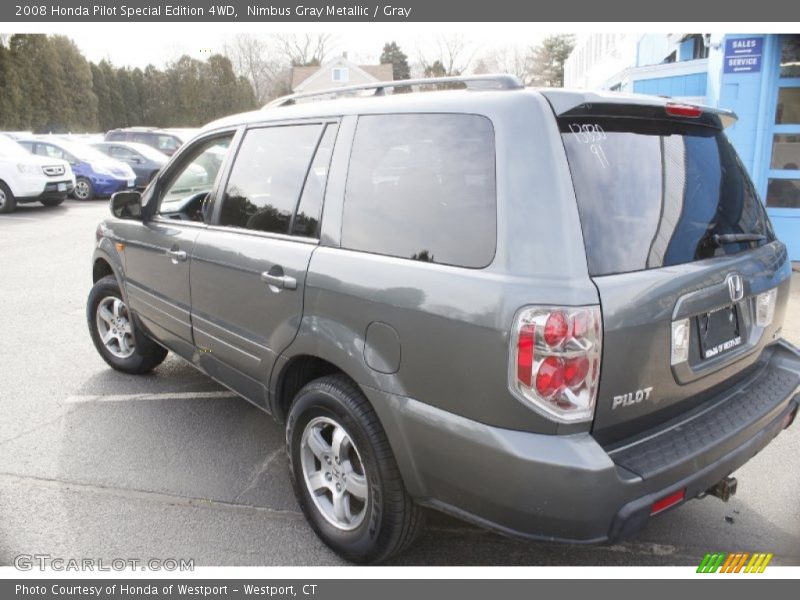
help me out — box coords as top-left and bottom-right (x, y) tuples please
(264, 73), (524, 108)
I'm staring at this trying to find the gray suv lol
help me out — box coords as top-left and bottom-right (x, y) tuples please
(87, 75), (800, 564)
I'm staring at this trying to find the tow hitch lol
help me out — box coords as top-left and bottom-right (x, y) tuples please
(706, 476), (738, 502)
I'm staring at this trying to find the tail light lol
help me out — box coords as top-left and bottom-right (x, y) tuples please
(665, 102), (702, 118)
(670, 318), (691, 365)
(510, 306), (602, 423)
(755, 288), (777, 327)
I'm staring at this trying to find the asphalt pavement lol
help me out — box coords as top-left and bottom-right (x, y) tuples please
(1, 198), (798, 566)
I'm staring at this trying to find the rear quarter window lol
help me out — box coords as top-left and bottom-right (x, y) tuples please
(341, 113), (497, 268)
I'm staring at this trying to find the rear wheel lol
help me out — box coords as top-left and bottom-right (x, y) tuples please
(40, 197), (65, 207)
(73, 177), (94, 201)
(286, 375), (423, 563)
(0, 182), (17, 214)
(87, 275), (167, 374)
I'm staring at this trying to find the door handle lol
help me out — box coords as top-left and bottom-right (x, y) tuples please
(261, 271), (297, 290)
(166, 249), (187, 262)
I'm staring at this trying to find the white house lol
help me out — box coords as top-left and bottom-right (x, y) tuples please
(291, 54), (394, 95)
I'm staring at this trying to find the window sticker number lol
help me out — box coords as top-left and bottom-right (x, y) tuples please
(569, 123), (609, 168)
(569, 123), (606, 143)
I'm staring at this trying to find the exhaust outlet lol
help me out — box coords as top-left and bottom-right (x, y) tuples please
(706, 476), (737, 502)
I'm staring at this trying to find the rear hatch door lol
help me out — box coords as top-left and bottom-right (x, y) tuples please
(548, 97), (792, 445)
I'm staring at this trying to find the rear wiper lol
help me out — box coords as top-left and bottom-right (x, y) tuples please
(712, 233), (766, 246)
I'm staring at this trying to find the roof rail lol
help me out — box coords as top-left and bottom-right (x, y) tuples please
(264, 73), (524, 108)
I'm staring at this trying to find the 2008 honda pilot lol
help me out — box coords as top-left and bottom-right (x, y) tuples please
(87, 75), (800, 563)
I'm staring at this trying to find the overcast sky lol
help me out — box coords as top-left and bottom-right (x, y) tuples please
(69, 24), (553, 69)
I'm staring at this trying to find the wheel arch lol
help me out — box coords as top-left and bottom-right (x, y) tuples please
(92, 256), (115, 283)
(271, 354), (357, 424)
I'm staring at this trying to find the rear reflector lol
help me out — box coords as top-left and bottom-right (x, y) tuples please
(665, 102), (702, 118)
(516, 324), (535, 387)
(651, 488), (686, 515)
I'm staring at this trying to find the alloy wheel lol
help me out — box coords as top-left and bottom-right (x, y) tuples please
(74, 180), (90, 200)
(95, 296), (135, 359)
(300, 416), (369, 531)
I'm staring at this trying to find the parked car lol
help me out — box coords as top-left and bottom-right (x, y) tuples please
(91, 141), (169, 188)
(104, 127), (196, 156)
(55, 133), (105, 145)
(87, 75), (800, 564)
(0, 131), (34, 141)
(0, 135), (75, 213)
(18, 138), (136, 200)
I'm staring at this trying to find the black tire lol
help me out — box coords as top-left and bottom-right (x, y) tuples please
(286, 374), (423, 564)
(40, 197), (65, 207)
(87, 275), (167, 374)
(0, 181), (17, 214)
(73, 177), (94, 201)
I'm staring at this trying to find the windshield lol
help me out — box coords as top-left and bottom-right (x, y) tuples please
(559, 117), (775, 276)
(0, 136), (28, 157)
(128, 143), (168, 161)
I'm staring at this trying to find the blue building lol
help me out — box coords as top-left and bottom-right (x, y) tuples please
(565, 34), (800, 260)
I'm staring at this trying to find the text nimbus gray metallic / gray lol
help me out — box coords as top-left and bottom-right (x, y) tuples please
(246, 4), (410, 17)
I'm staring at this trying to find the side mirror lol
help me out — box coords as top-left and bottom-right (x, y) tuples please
(131, 156), (143, 164)
(110, 190), (143, 220)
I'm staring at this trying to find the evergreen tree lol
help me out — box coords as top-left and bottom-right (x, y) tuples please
(380, 41), (410, 81)
(51, 35), (98, 132)
(0, 34), (258, 132)
(0, 43), (24, 129)
(530, 35), (576, 87)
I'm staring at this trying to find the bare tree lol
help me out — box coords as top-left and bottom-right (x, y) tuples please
(474, 45), (536, 84)
(418, 35), (477, 77)
(276, 33), (336, 67)
(224, 34), (296, 104)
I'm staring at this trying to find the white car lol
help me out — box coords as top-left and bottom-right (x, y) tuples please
(0, 136), (75, 213)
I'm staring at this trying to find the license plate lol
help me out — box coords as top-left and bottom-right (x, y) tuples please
(57, 183), (67, 192)
(697, 304), (742, 360)
(127, 179), (135, 188)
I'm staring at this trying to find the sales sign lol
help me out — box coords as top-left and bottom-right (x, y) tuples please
(724, 37), (763, 74)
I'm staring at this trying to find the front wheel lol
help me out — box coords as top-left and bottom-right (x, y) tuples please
(87, 275), (167, 374)
(0, 182), (17, 214)
(73, 177), (94, 201)
(286, 375), (423, 563)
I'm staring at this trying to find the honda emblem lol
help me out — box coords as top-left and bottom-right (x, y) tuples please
(726, 273), (744, 303)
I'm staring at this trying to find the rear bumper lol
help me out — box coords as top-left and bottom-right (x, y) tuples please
(365, 339), (800, 543)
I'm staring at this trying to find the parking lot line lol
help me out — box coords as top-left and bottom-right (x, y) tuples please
(0, 215), (38, 221)
(63, 390), (238, 404)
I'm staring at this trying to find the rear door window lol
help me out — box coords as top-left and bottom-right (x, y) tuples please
(218, 124), (323, 235)
(341, 113), (497, 268)
(559, 117), (774, 276)
(158, 135), (180, 153)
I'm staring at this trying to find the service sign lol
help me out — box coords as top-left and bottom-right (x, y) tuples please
(723, 36), (763, 74)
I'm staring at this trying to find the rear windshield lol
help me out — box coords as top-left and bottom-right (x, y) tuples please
(559, 117), (775, 276)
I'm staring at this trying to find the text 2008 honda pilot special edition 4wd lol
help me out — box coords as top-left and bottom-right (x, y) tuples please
(87, 75), (800, 563)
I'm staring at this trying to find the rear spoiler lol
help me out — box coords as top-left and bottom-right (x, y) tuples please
(539, 89), (737, 129)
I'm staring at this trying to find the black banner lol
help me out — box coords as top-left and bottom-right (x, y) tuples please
(2, 0), (799, 22)
(4, 579), (799, 600)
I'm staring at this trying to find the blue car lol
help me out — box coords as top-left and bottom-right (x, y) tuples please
(18, 138), (136, 200)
